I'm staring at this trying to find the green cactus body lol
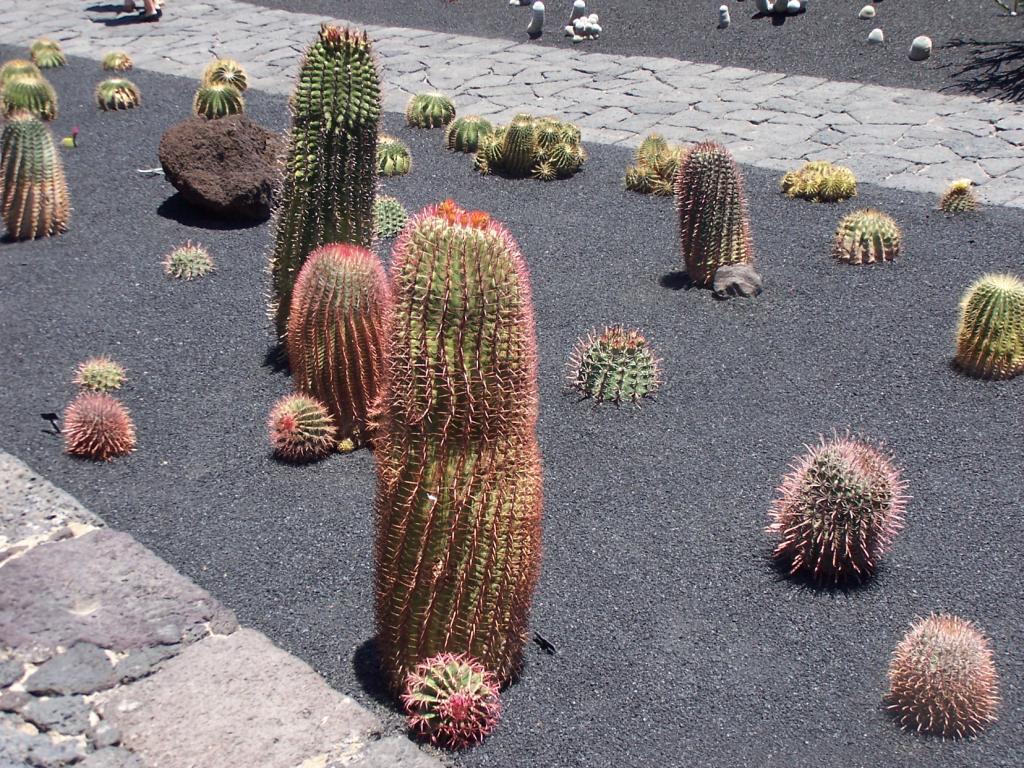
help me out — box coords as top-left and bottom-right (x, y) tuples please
(627, 134), (686, 197)
(30, 39), (65, 69)
(502, 115), (538, 178)
(73, 357), (126, 392)
(202, 58), (248, 92)
(833, 209), (901, 265)
(476, 115), (584, 181)
(782, 160), (857, 202)
(445, 115), (494, 153)
(374, 195), (408, 238)
(375, 200), (542, 693)
(405, 92), (456, 128)
(940, 179), (978, 214)
(954, 273), (1024, 380)
(377, 135), (412, 176)
(102, 51), (133, 72)
(269, 24), (381, 342)
(287, 244), (392, 450)
(569, 326), (662, 404)
(2, 75), (57, 120)
(193, 83), (244, 119)
(0, 60), (42, 87)
(268, 393), (337, 462)
(0, 112), (70, 240)
(676, 141), (753, 286)
(96, 78), (141, 111)
(163, 242), (214, 279)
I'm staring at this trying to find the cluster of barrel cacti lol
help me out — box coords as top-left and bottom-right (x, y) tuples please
(625, 134), (687, 196)
(0, 111), (70, 240)
(833, 209), (901, 264)
(782, 160), (858, 202)
(569, 326), (662, 404)
(192, 58), (248, 118)
(475, 113), (585, 180)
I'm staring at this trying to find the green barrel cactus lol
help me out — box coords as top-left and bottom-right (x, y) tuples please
(193, 82), (244, 119)
(377, 135), (412, 176)
(954, 273), (1024, 380)
(2, 75), (57, 120)
(569, 326), (662, 404)
(96, 78), (141, 111)
(374, 195), (408, 238)
(474, 114), (585, 181)
(0, 112), (70, 240)
(445, 115), (494, 153)
(163, 241), (214, 279)
(73, 356), (126, 392)
(30, 39), (65, 69)
(0, 59), (42, 87)
(676, 141), (754, 286)
(940, 179), (979, 214)
(267, 393), (337, 462)
(781, 160), (857, 203)
(405, 91), (456, 128)
(269, 23), (381, 343)
(287, 244), (392, 452)
(402, 653), (502, 749)
(201, 58), (248, 92)
(625, 133), (686, 197)
(101, 51), (133, 72)
(833, 209), (901, 265)
(375, 200), (543, 693)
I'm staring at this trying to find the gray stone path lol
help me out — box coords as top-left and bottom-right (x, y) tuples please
(0, 452), (442, 768)
(2, 0), (1023, 207)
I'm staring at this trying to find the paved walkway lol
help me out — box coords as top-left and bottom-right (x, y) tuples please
(0, 452), (441, 768)
(1, 0), (1023, 206)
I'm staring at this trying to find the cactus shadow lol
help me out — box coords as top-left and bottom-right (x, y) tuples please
(353, 638), (403, 712)
(658, 270), (693, 291)
(262, 342), (290, 374)
(767, 553), (881, 597)
(156, 193), (265, 231)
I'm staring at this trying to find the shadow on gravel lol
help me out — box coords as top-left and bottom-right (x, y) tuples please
(768, 554), (883, 597)
(262, 343), (289, 374)
(156, 193), (264, 231)
(943, 38), (1024, 103)
(353, 639), (403, 712)
(658, 270), (692, 291)
(85, 3), (129, 10)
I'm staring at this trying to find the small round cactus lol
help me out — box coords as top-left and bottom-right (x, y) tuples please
(374, 195), (408, 238)
(0, 59), (42, 87)
(405, 91), (456, 128)
(954, 273), (1024, 380)
(782, 160), (857, 203)
(887, 614), (999, 738)
(73, 357), (126, 392)
(193, 82), (244, 119)
(833, 209), (901, 265)
(63, 392), (136, 461)
(767, 435), (908, 585)
(95, 78), (141, 111)
(267, 393), (337, 463)
(101, 51), (133, 72)
(30, 39), (65, 69)
(939, 179), (979, 214)
(2, 75), (57, 120)
(163, 242), (214, 280)
(445, 115), (494, 153)
(402, 653), (502, 750)
(569, 326), (662, 404)
(626, 133), (686, 197)
(201, 58), (248, 92)
(376, 135), (412, 176)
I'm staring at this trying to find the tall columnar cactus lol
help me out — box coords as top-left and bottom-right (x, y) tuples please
(833, 209), (901, 265)
(287, 244), (392, 451)
(0, 59), (42, 86)
(2, 75), (57, 120)
(201, 58), (249, 92)
(269, 24), (381, 342)
(676, 141), (753, 286)
(193, 82), (244, 119)
(954, 273), (1024, 380)
(375, 200), (543, 693)
(0, 112), (70, 240)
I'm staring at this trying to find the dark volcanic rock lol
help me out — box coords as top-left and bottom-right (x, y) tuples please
(158, 115), (283, 221)
(0, 657), (23, 687)
(25, 642), (117, 695)
(712, 263), (764, 298)
(21, 695), (92, 735)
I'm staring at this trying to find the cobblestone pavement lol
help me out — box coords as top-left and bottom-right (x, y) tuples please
(0, 452), (442, 768)
(2, 0), (1023, 207)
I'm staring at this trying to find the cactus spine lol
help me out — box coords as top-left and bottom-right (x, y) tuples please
(269, 24), (381, 343)
(676, 141), (754, 286)
(375, 200), (542, 693)
(569, 326), (662, 404)
(954, 273), (1024, 380)
(0, 112), (70, 240)
(374, 195), (408, 238)
(63, 393), (136, 461)
(833, 209), (901, 265)
(287, 244), (392, 451)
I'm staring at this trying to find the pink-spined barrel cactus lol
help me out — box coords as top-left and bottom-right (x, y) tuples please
(63, 392), (136, 461)
(267, 393), (337, 462)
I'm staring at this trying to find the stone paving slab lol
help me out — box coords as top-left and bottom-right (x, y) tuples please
(0, 0), (1022, 207)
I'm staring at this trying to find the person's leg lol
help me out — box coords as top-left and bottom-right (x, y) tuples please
(141, 0), (160, 17)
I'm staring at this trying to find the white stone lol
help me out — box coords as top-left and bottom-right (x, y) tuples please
(787, 0), (802, 12)
(719, 5), (731, 28)
(527, 1), (544, 37)
(570, 0), (585, 22)
(868, 27), (884, 44)
(909, 35), (932, 61)
(859, 5), (875, 19)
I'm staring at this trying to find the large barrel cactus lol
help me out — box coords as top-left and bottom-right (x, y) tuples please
(954, 273), (1024, 380)
(0, 111), (70, 240)
(375, 200), (543, 693)
(269, 23), (381, 342)
(287, 243), (392, 451)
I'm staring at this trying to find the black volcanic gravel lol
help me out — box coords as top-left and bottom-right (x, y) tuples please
(1, 48), (1022, 768)
(240, 0), (1024, 101)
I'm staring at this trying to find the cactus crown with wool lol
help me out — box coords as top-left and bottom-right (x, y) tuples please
(101, 51), (133, 72)
(939, 179), (978, 214)
(269, 23), (381, 341)
(0, 59), (42, 87)
(676, 140), (753, 286)
(163, 241), (214, 279)
(0, 112), (70, 240)
(445, 115), (494, 153)
(887, 614), (999, 738)
(2, 75), (57, 120)
(782, 160), (857, 202)
(96, 78), (141, 111)
(193, 82), (244, 119)
(474, 113), (585, 180)
(833, 209), (901, 265)
(402, 653), (502, 749)
(268, 393), (337, 462)
(73, 357), (126, 392)
(767, 435), (908, 585)
(63, 392), (136, 461)
(954, 273), (1024, 380)
(569, 326), (662, 404)
(201, 58), (248, 92)
(30, 39), (65, 69)
(405, 91), (456, 128)
(374, 195), (408, 238)
(625, 133), (687, 197)
(376, 135), (411, 176)
(287, 244), (392, 451)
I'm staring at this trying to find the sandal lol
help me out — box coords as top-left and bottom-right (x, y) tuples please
(138, 8), (162, 21)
